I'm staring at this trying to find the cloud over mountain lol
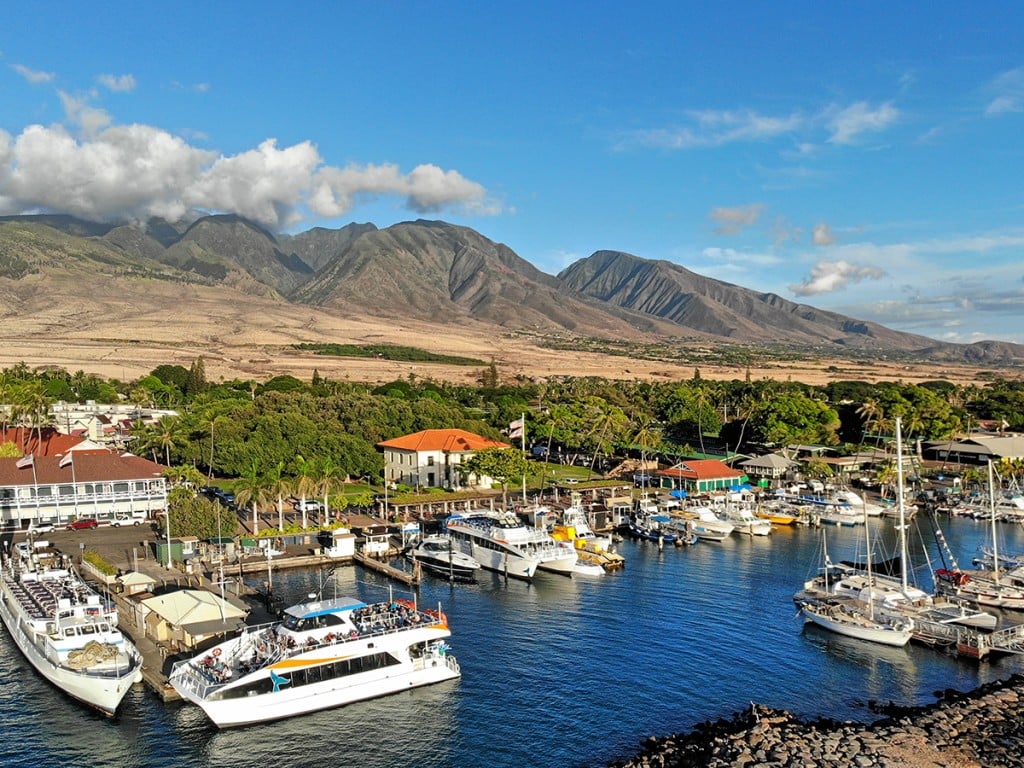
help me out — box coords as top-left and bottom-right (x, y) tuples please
(0, 99), (494, 230)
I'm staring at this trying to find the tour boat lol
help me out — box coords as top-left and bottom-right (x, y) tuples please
(0, 545), (142, 716)
(404, 535), (481, 580)
(445, 511), (575, 579)
(169, 593), (460, 727)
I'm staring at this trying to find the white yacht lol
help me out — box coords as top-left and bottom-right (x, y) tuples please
(405, 535), (481, 580)
(0, 546), (142, 716)
(719, 504), (772, 536)
(170, 594), (460, 727)
(681, 506), (735, 541)
(446, 510), (576, 578)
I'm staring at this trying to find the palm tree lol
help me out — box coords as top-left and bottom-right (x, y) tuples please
(266, 461), (293, 532)
(856, 398), (885, 445)
(154, 415), (184, 466)
(291, 454), (318, 528)
(234, 460), (274, 536)
(313, 456), (345, 523)
(631, 421), (662, 485)
(12, 380), (52, 455)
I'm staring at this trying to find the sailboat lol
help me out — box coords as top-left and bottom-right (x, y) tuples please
(794, 532), (914, 647)
(801, 418), (996, 630)
(935, 460), (1024, 611)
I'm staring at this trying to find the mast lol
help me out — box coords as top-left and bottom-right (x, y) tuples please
(895, 417), (910, 592)
(989, 460), (1000, 585)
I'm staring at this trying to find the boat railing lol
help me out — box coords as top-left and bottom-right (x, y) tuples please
(173, 602), (447, 698)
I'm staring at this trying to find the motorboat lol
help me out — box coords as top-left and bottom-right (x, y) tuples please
(404, 535), (481, 581)
(169, 593), (460, 727)
(446, 510), (576, 579)
(0, 544), (142, 716)
(720, 505), (772, 536)
(550, 502), (625, 571)
(679, 506), (734, 541)
(626, 511), (678, 544)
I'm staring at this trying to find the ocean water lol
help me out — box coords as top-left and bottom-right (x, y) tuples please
(3, 514), (1023, 768)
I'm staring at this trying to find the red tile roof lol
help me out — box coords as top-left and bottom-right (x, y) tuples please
(657, 459), (744, 481)
(0, 451), (166, 486)
(377, 429), (510, 453)
(0, 427), (85, 457)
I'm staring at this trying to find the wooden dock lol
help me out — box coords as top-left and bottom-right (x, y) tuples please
(353, 551), (421, 586)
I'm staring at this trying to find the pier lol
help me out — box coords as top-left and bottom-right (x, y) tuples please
(353, 551), (421, 586)
(907, 614), (1024, 659)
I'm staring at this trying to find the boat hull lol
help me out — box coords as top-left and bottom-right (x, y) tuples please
(0, 577), (141, 716)
(799, 602), (912, 647)
(184, 655), (460, 728)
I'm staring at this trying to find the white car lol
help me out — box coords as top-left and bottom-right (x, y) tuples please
(292, 498), (322, 513)
(28, 522), (55, 534)
(111, 514), (143, 527)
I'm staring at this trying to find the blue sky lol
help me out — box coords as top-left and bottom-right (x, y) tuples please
(2, 2), (1023, 344)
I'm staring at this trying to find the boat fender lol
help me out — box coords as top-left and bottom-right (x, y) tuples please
(212, 648), (222, 658)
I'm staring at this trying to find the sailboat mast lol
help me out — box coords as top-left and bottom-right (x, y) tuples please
(989, 460), (1000, 584)
(895, 417), (909, 591)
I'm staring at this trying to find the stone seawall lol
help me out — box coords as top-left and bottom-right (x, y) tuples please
(608, 674), (1024, 768)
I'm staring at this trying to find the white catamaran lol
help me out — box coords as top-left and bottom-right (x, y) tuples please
(170, 592), (460, 727)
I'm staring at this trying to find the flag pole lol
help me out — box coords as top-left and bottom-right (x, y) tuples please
(520, 412), (527, 504)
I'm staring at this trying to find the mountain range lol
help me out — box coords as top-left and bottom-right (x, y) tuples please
(2, 212), (1023, 366)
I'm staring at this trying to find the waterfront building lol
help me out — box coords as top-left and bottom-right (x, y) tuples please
(0, 448), (168, 529)
(377, 428), (510, 490)
(656, 459), (747, 494)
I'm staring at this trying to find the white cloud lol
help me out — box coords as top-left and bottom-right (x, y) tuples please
(986, 67), (1024, 115)
(627, 109), (803, 149)
(826, 101), (900, 144)
(811, 222), (835, 246)
(789, 259), (886, 295)
(0, 118), (494, 229)
(58, 91), (112, 136)
(708, 203), (764, 235)
(11, 64), (54, 84)
(699, 246), (782, 267)
(98, 74), (136, 93)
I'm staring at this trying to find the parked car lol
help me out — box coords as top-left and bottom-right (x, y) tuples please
(292, 498), (322, 513)
(110, 514), (142, 527)
(28, 522), (55, 534)
(66, 518), (99, 530)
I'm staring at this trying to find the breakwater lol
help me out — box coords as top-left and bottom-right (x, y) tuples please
(611, 674), (1024, 768)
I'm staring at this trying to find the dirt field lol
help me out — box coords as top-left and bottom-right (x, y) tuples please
(0, 279), (1003, 387)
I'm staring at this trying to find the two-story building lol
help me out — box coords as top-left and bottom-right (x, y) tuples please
(0, 449), (168, 530)
(377, 429), (511, 490)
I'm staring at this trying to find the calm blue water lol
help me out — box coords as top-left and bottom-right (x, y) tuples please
(3, 515), (1024, 768)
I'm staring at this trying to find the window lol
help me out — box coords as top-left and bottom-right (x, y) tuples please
(427, 456), (435, 466)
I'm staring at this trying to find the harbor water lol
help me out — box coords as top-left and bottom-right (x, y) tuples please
(3, 513), (1024, 768)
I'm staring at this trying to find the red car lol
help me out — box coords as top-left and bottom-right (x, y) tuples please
(66, 518), (99, 530)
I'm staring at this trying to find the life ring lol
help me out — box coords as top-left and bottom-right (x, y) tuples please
(212, 648), (222, 658)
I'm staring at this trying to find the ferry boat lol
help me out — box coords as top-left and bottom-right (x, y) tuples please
(169, 593), (460, 727)
(445, 510), (576, 579)
(0, 544), (142, 716)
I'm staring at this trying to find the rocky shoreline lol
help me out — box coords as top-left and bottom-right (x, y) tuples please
(609, 674), (1024, 768)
